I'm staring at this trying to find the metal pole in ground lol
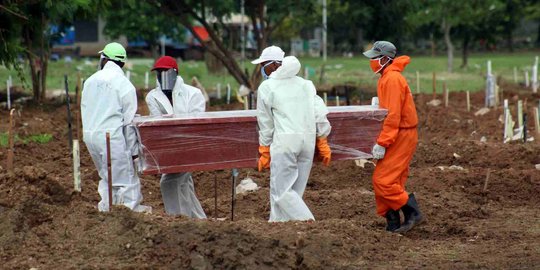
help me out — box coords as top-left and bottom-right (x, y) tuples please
(64, 75), (73, 151)
(230, 168), (239, 221)
(106, 132), (113, 211)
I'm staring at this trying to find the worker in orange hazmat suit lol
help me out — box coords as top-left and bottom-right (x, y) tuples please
(363, 41), (423, 233)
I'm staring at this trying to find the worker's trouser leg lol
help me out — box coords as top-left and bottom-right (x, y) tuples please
(269, 140), (315, 222)
(85, 135), (144, 212)
(372, 128), (418, 217)
(160, 172), (207, 219)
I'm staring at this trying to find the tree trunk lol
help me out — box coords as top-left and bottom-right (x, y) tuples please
(442, 18), (453, 73)
(430, 32), (436, 57)
(460, 34), (469, 69)
(24, 27), (40, 102)
(149, 43), (159, 60)
(537, 19), (540, 47)
(506, 28), (514, 52)
(39, 14), (48, 102)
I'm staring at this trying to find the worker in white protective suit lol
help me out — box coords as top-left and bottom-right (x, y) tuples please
(145, 56), (207, 218)
(254, 49), (332, 222)
(81, 42), (151, 213)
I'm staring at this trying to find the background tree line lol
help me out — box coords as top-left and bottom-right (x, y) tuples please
(1, 0), (539, 102)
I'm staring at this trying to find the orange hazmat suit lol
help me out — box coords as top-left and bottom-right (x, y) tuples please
(372, 55), (418, 217)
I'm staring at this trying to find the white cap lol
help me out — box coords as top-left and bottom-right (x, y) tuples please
(251, 45), (285, 64)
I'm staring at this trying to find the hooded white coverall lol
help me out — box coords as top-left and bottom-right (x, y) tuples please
(257, 56), (331, 222)
(81, 61), (148, 212)
(145, 75), (207, 218)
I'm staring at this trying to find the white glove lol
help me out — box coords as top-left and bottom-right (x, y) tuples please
(372, 144), (386, 160)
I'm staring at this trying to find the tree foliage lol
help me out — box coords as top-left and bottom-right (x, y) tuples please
(0, 0), (93, 102)
(102, 0), (182, 58)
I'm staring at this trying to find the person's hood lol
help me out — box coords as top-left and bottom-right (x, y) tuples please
(270, 56), (301, 79)
(383, 55), (410, 74)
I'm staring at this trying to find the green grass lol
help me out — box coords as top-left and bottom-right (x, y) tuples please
(0, 133), (53, 147)
(0, 52), (538, 96)
(300, 52), (539, 93)
(25, 133), (53, 144)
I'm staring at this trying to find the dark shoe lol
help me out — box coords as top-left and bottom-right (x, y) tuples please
(395, 193), (424, 233)
(385, 209), (401, 232)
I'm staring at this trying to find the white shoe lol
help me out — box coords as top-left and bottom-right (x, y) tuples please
(132, 205), (152, 214)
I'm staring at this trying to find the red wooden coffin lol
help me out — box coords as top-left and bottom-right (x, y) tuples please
(133, 106), (387, 174)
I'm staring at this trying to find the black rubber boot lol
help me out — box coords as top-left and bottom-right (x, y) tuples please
(395, 193), (424, 233)
(385, 209), (401, 232)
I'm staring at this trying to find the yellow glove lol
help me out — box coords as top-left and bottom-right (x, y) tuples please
(258, 145), (271, 171)
(316, 137), (331, 166)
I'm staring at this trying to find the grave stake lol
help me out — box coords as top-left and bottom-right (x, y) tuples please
(534, 107), (540, 135)
(6, 77), (11, 110)
(443, 82), (448, 107)
(144, 71), (149, 90)
(7, 109), (15, 172)
(416, 71), (420, 94)
(73, 139), (81, 192)
(483, 169), (491, 192)
(244, 96), (249, 110)
(517, 100), (523, 129)
(226, 84), (231, 104)
(466, 91), (470, 112)
(432, 72), (436, 99)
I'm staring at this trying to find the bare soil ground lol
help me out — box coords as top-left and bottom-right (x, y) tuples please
(0, 83), (539, 269)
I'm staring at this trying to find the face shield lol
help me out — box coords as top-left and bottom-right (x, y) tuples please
(157, 69), (177, 102)
(158, 69), (177, 91)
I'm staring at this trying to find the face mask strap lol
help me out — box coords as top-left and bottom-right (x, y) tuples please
(373, 56), (393, 73)
(261, 61), (277, 80)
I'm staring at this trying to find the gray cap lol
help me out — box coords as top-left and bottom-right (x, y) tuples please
(363, 41), (396, 58)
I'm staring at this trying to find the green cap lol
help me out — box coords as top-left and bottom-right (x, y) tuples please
(363, 41), (396, 59)
(98, 42), (127, 62)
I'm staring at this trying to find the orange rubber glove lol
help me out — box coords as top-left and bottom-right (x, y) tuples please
(258, 145), (271, 171)
(316, 137), (331, 166)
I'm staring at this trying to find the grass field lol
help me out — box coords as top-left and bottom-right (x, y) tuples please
(0, 52), (538, 96)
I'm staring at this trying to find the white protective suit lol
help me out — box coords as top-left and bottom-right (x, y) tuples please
(257, 56), (332, 222)
(81, 61), (149, 212)
(145, 75), (207, 218)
